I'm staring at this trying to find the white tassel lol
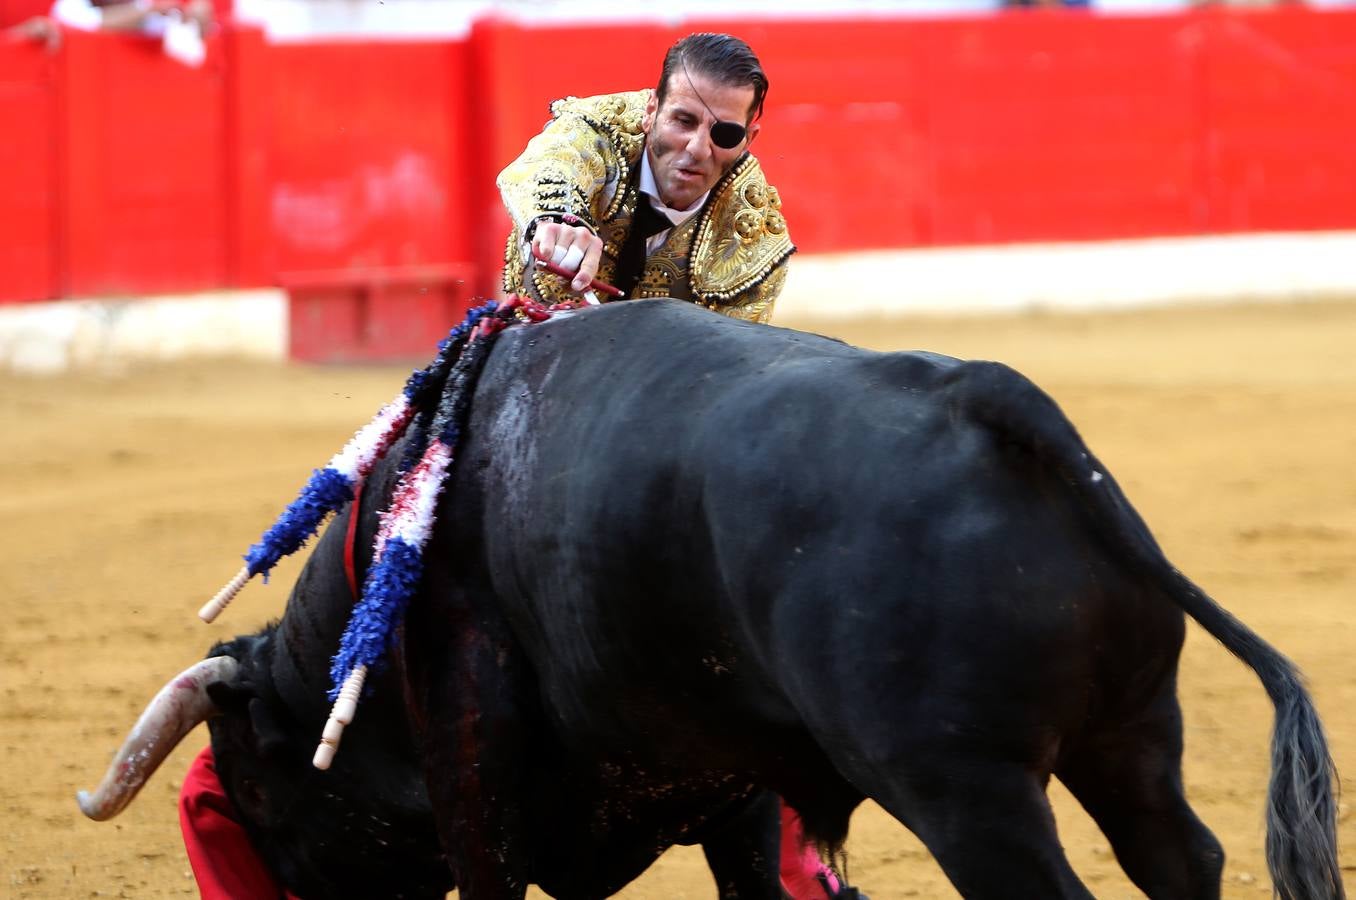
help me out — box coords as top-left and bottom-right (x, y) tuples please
(313, 664), (367, 770)
(328, 394), (411, 479)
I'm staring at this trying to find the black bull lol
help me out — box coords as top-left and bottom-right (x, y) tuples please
(80, 299), (1342, 899)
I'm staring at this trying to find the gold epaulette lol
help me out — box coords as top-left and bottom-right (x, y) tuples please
(549, 91), (648, 221)
(691, 155), (795, 304)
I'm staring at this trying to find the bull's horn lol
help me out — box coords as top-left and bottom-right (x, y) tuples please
(76, 655), (239, 821)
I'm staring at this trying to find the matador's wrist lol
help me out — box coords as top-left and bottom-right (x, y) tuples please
(522, 212), (596, 245)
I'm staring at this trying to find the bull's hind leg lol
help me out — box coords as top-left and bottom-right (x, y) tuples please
(1056, 690), (1224, 899)
(870, 757), (1094, 898)
(696, 790), (783, 899)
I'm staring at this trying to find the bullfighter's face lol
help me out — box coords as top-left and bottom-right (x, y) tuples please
(642, 70), (760, 212)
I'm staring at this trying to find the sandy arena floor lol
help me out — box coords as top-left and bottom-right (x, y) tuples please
(1, 300), (1352, 898)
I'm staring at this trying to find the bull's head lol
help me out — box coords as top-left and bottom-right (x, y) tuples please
(78, 626), (452, 900)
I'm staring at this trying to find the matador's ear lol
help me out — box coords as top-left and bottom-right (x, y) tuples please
(642, 90), (658, 135)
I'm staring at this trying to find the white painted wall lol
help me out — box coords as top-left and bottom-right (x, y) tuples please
(0, 291), (287, 375)
(3, 233), (1353, 373)
(776, 232), (1356, 319)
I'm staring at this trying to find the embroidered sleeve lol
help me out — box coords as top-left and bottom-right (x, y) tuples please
(497, 92), (648, 301)
(497, 116), (613, 237)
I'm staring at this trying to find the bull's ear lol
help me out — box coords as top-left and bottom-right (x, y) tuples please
(206, 679), (254, 713)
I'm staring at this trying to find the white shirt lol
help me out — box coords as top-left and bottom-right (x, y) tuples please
(638, 150), (709, 256)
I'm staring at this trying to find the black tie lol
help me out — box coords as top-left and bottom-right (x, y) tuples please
(613, 194), (672, 300)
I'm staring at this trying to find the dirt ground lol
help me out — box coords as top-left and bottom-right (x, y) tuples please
(2, 300), (1352, 899)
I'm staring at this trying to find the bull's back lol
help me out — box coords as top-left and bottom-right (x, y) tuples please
(453, 301), (1182, 754)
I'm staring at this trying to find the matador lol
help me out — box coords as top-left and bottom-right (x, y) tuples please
(499, 89), (794, 324)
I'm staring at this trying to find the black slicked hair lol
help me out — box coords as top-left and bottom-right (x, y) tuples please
(655, 32), (769, 125)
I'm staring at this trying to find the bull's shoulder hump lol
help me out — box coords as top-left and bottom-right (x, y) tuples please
(487, 299), (843, 358)
(482, 302), (963, 396)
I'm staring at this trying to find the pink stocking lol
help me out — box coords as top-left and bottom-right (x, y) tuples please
(779, 803), (840, 900)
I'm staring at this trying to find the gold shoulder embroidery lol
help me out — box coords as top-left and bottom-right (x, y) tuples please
(550, 91), (648, 220)
(691, 156), (795, 302)
(551, 90), (649, 138)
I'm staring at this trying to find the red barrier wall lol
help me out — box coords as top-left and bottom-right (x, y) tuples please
(2, 9), (1355, 355)
(223, 24), (271, 288)
(59, 29), (230, 296)
(0, 0), (52, 27)
(0, 38), (57, 303)
(266, 42), (469, 276)
(463, 10), (1356, 292)
(264, 40), (480, 361)
(1201, 11), (1356, 231)
(721, 19), (934, 248)
(909, 14), (1203, 244)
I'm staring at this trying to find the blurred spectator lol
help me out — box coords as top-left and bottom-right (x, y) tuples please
(1189, 0), (1305, 6)
(1003, 0), (1092, 7)
(7, 0), (214, 62)
(1013, 0), (1310, 7)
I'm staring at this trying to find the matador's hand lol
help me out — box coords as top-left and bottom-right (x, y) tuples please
(528, 218), (604, 293)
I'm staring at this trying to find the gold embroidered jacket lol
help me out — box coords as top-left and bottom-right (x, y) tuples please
(498, 90), (794, 323)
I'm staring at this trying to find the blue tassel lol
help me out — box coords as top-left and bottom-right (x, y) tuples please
(244, 467), (353, 580)
(328, 536), (424, 700)
(239, 302), (500, 585)
(403, 301), (498, 403)
(321, 300), (508, 700)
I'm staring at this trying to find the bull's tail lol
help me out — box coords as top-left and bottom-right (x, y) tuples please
(945, 360), (1345, 900)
